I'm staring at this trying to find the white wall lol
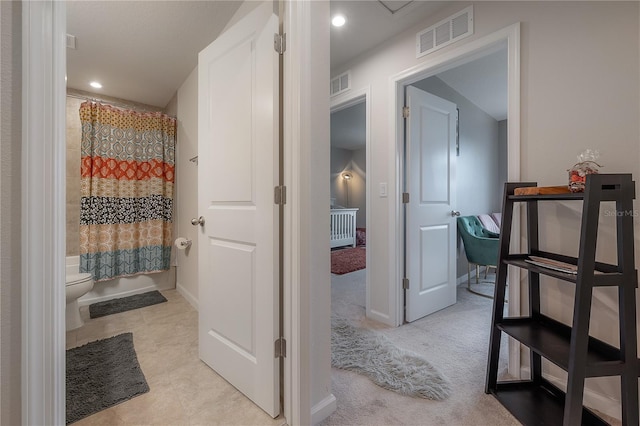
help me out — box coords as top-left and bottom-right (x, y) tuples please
(173, 68), (199, 310)
(412, 75), (503, 277)
(330, 147), (351, 207)
(330, 146), (367, 228)
(331, 1), (639, 419)
(498, 119), (508, 187)
(0, 1), (22, 424)
(350, 147), (366, 228)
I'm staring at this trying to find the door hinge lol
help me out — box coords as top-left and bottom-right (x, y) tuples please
(275, 337), (287, 358)
(402, 106), (410, 118)
(274, 185), (287, 205)
(274, 33), (286, 55)
(402, 192), (410, 204)
(402, 278), (410, 290)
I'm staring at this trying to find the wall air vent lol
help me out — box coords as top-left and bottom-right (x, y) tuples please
(330, 71), (351, 97)
(416, 5), (473, 59)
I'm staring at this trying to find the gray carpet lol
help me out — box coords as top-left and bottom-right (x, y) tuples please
(89, 290), (167, 318)
(331, 317), (451, 400)
(66, 332), (149, 424)
(323, 269), (519, 426)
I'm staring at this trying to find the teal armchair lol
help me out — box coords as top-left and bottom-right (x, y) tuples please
(457, 216), (500, 298)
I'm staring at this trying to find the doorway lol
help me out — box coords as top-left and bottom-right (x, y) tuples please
(329, 89), (371, 318)
(390, 25), (522, 374)
(404, 46), (509, 323)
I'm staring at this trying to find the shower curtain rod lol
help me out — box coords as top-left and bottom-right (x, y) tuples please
(66, 92), (175, 117)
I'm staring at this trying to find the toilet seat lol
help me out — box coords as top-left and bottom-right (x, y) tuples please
(66, 272), (93, 286)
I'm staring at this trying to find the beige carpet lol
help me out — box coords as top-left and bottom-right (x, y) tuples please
(325, 270), (520, 426)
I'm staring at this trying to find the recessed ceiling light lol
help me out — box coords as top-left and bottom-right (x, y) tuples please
(89, 81), (102, 89)
(332, 15), (346, 27)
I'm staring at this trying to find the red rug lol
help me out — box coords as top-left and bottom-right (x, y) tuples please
(331, 247), (366, 275)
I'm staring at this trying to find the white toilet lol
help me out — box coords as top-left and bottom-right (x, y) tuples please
(66, 273), (94, 331)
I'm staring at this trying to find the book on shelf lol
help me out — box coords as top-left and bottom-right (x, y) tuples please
(524, 256), (578, 274)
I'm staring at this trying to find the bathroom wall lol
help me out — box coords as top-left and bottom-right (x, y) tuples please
(172, 67), (199, 310)
(65, 89), (176, 302)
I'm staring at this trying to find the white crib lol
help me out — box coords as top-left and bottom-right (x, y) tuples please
(330, 208), (359, 248)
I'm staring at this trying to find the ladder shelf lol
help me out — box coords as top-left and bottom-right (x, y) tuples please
(485, 174), (638, 426)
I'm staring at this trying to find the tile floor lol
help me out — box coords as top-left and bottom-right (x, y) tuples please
(66, 289), (286, 426)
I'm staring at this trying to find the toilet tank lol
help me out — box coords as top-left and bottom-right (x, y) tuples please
(66, 255), (81, 276)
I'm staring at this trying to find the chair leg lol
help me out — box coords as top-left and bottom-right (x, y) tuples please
(466, 262), (496, 300)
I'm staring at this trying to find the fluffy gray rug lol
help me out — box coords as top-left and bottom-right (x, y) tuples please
(331, 318), (451, 400)
(66, 333), (149, 424)
(89, 290), (167, 318)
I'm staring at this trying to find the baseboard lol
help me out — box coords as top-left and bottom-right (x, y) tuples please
(311, 393), (337, 425)
(456, 266), (490, 286)
(520, 367), (621, 421)
(367, 309), (393, 326)
(177, 282), (199, 311)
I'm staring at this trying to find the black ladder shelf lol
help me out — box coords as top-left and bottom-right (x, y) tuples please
(485, 174), (639, 426)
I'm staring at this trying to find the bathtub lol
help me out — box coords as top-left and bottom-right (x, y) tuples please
(66, 255), (176, 306)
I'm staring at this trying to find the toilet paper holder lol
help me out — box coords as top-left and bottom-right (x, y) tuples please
(175, 237), (192, 249)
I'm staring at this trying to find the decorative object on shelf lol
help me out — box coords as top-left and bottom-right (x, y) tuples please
(568, 149), (601, 192)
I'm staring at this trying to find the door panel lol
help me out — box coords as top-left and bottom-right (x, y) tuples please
(420, 225), (449, 292)
(419, 109), (450, 203)
(197, 2), (279, 417)
(405, 86), (457, 323)
(208, 36), (254, 202)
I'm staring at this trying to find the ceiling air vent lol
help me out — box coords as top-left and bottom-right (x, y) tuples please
(330, 71), (351, 97)
(416, 5), (473, 59)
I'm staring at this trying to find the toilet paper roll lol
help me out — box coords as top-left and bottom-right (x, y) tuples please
(174, 237), (192, 250)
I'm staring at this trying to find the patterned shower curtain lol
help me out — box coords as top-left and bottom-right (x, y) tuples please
(79, 102), (176, 282)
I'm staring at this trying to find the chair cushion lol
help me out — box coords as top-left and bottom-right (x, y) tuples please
(490, 212), (502, 229)
(456, 216), (500, 266)
(478, 214), (500, 234)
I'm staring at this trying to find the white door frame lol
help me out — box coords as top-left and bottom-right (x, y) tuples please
(21, 1), (67, 424)
(330, 87), (371, 318)
(389, 23), (522, 377)
(283, 1), (334, 424)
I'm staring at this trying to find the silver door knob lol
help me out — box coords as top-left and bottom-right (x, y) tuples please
(191, 216), (205, 226)
(450, 210), (461, 217)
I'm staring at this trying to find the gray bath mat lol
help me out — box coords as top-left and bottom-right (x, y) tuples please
(89, 290), (167, 318)
(66, 332), (149, 424)
(331, 317), (451, 400)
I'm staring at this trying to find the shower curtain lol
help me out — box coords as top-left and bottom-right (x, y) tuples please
(79, 102), (176, 282)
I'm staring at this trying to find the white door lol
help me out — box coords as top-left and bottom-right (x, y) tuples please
(197, 3), (280, 417)
(405, 86), (457, 323)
